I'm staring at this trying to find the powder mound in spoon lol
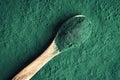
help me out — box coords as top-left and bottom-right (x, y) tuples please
(55, 15), (92, 51)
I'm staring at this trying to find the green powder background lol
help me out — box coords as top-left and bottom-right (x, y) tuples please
(0, 0), (120, 80)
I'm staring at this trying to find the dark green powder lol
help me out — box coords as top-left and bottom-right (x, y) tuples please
(0, 0), (120, 80)
(55, 15), (92, 51)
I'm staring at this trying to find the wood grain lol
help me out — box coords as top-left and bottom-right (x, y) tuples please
(12, 41), (59, 80)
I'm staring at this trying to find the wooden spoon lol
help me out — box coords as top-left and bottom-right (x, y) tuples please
(12, 15), (89, 80)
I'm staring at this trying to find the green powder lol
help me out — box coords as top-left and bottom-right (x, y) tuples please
(0, 0), (120, 80)
(55, 15), (92, 51)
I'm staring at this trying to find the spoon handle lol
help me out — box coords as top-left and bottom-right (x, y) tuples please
(12, 41), (59, 80)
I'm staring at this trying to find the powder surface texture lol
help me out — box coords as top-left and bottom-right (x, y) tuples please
(0, 0), (120, 80)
